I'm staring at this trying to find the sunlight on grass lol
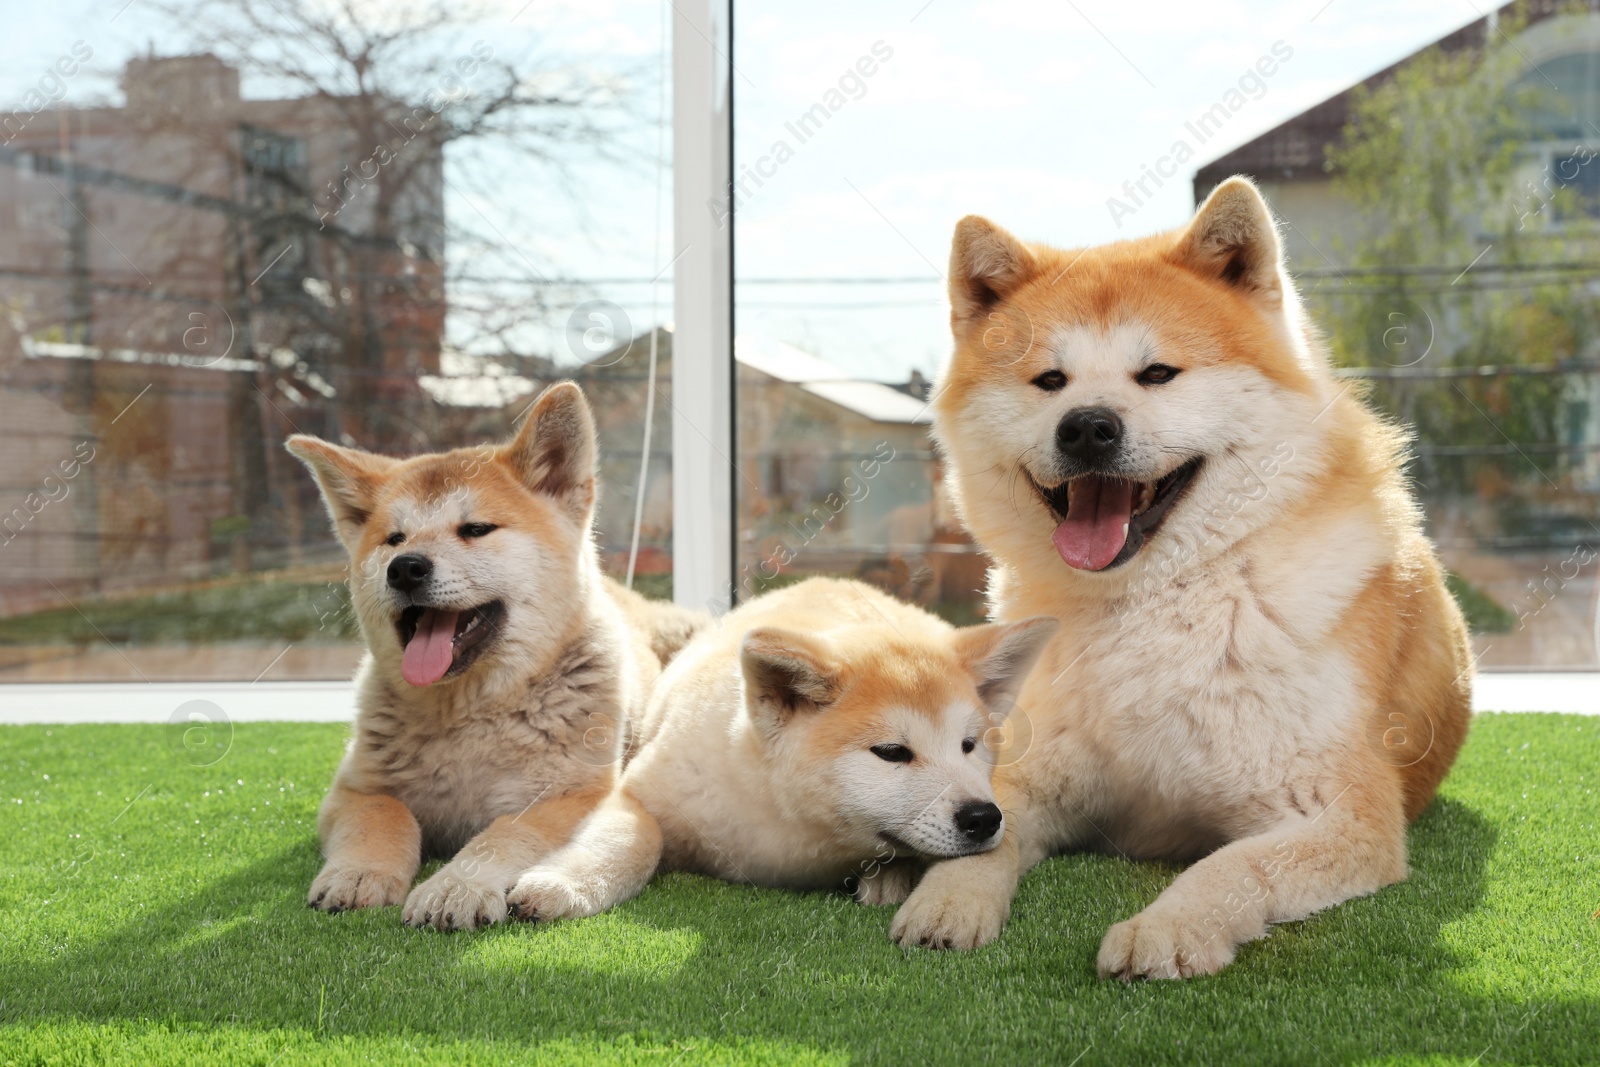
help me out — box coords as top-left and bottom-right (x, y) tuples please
(166, 913), (264, 956)
(1431, 716), (1600, 1007)
(460, 915), (703, 980)
(0, 1019), (848, 1066)
(0, 716), (1595, 1064)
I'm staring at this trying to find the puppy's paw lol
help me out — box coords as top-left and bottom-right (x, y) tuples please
(853, 862), (923, 906)
(307, 865), (408, 912)
(890, 877), (1009, 950)
(402, 871), (508, 932)
(506, 869), (599, 922)
(1097, 904), (1238, 980)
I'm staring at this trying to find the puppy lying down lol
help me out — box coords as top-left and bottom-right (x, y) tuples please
(504, 577), (1056, 918)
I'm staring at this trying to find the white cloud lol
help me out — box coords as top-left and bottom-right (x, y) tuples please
(1024, 57), (1096, 88)
(737, 167), (1108, 281)
(753, 29), (1030, 112)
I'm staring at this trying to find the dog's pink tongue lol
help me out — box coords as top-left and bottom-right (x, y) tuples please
(1052, 476), (1134, 571)
(401, 609), (460, 687)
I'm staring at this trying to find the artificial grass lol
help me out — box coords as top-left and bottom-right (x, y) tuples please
(0, 714), (1595, 1065)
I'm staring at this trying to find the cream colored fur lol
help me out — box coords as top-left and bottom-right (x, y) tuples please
(895, 178), (1472, 977)
(502, 578), (1055, 923)
(287, 382), (707, 931)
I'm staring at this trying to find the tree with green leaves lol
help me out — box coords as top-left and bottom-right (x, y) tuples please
(1320, 2), (1600, 551)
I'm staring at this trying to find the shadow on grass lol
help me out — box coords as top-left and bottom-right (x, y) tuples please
(0, 792), (1594, 1064)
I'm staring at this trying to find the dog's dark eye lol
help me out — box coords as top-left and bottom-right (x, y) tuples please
(459, 522), (498, 539)
(870, 743), (914, 763)
(962, 738), (976, 754)
(385, 532), (405, 547)
(1030, 370), (1067, 392)
(1136, 364), (1181, 385)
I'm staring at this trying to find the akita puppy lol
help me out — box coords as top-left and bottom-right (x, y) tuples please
(287, 382), (704, 931)
(500, 578), (1056, 921)
(894, 178), (1473, 977)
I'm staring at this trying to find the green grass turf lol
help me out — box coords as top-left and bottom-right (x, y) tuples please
(0, 714), (1595, 1065)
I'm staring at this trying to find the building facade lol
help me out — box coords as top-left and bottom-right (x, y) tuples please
(0, 53), (445, 617)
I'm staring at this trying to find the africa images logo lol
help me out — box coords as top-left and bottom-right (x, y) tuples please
(1106, 40), (1294, 228)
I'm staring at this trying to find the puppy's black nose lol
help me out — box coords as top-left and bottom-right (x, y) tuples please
(387, 553), (433, 593)
(954, 800), (1003, 842)
(1057, 406), (1123, 462)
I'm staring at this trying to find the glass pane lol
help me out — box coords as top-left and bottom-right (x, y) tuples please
(1264, 14), (1600, 670)
(730, 12), (980, 625)
(0, 2), (672, 682)
(731, 2), (1598, 668)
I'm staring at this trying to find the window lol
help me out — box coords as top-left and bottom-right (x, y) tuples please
(2, 1), (1597, 682)
(727, 2), (1600, 669)
(0, 3), (673, 682)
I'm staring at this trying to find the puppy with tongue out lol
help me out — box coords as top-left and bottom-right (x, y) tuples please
(1052, 476), (1135, 571)
(400, 608), (457, 686)
(286, 382), (707, 932)
(894, 177), (1473, 985)
(1036, 405), (1195, 573)
(398, 603), (491, 687)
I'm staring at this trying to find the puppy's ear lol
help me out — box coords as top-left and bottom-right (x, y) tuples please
(505, 381), (598, 524)
(1171, 176), (1284, 304)
(952, 615), (1058, 710)
(740, 627), (840, 737)
(285, 435), (396, 550)
(949, 215), (1039, 324)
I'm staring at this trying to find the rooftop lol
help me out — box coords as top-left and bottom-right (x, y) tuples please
(1192, 0), (1565, 202)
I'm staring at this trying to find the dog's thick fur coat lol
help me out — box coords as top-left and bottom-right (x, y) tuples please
(894, 178), (1473, 977)
(287, 382), (705, 930)
(502, 578), (1056, 922)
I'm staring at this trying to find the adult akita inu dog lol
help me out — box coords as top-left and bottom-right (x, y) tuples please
(500, 578), (1055, 921)
(893, 177), (1473, 978)
(287, 382), (704, 931)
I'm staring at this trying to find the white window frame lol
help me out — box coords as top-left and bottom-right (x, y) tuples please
(670, 0), (736, 615)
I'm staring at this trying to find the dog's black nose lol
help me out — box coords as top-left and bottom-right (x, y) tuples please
(1057, 406), (1123, 461)
(954, 800), (1003, 842)
(387, 554), (433, 593)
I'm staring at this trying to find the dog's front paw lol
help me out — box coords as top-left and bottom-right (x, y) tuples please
(402, 871), (507, 931)
(506, 869), (599, 922)
(307, 865), (409, 912)
(853, 862), (923, 906)
(1097, 904), (1238, 980)
(890, 873), (1009, 950)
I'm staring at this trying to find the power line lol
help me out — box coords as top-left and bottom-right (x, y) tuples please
(1296, 261), (1600, 278)
(1337, 360), (1600, 378)
(445, 262), (1600, 286)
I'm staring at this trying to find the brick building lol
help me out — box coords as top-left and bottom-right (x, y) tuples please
(0, 53), (445, 616)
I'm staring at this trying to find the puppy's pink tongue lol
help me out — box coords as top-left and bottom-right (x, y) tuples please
(401, 609), (459, 687)
(1052, 476), (1134, 571)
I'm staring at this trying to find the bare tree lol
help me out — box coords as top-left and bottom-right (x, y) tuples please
(141, 0), (635, 449)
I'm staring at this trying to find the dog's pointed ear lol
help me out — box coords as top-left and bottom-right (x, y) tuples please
(952, 615), (1058, 710)
(1172, 176), (1284, 304)
(949, 214), (1040, 324)
(285, 435), (396, 550)
(505, 381), (598, 524)
(740, 627), (841, 737)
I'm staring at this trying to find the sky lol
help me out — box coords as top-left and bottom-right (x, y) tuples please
(1, 0), (1495, 382)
